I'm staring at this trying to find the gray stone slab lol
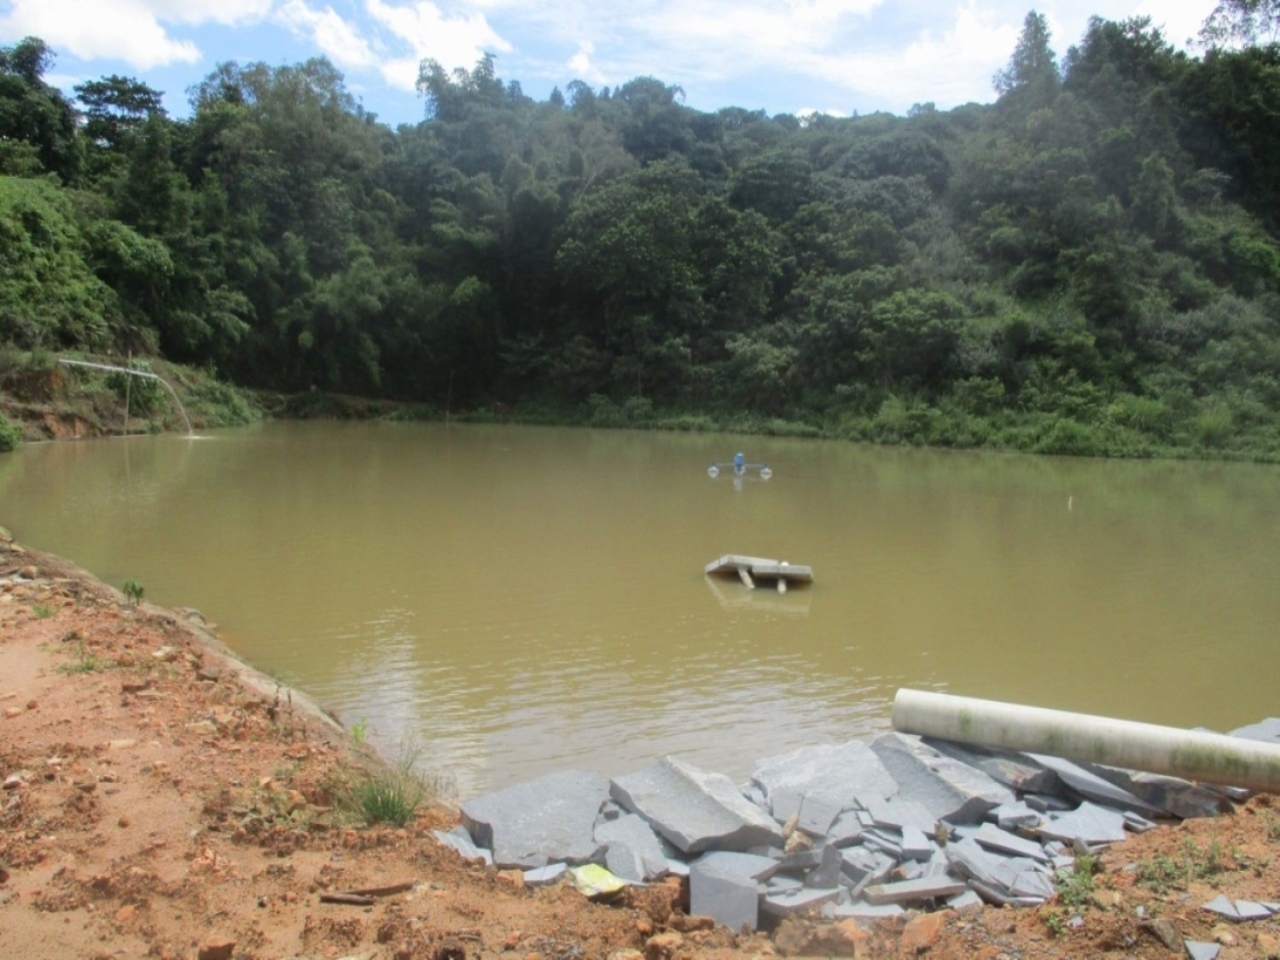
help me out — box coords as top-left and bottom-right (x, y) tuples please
(1229, 717), (1280, 743)
(524, 863), (567, 886)
(900, 826), (934, 861)
(689, 852), (776, 933)
(864, 875), (967, 905)
(1026, 754), (1165, 817)
(1080, 763), (1233, 819)
(945, 838), (1010, 890)
(766, 876), (804, 894)
(433, 826), (495, 865)
(461, 769), (609, 869)
(968, 879), (1046, 908)
(871, 733), (1013, 825)
(990, 801), (1041, 831)
(840, 846), (887, 885)
(972, 823), (1049, 862)
(612, 757), (783, 854)
(947, 889), (984, 914)
(805, 844), (844, 889)
(1024, 793), (1074, 813)
(752, 741), (899, 809)
(1036, 802), (1128, 846)
(762, 886), (841, 917)
(1006, 864), (1055, 900)
(861, 830), (903, 858)
(798, 793), (844, 837)
(923, 738), (1063, 794)
(1184, 941), (1221, 960)
(827, 810), (864, 847)
(770, 788), (803, 823)
(1202, 894), (1239, 919)
(827, 900), (905, 920)
(596, 813), (670, 881)
(1123, 811), (1158, 833)
(1234, 900), (1273, 920)
(665, 857), (690, 878)
(863, 795), (937, 833)
(775, 847), (823, 872)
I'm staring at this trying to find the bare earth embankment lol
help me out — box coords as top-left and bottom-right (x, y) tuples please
(1, 529), (1277, 960)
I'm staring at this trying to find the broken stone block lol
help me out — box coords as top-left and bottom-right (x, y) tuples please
(863, 875), (967, 905)
(863, 795), (937, 834)
(612, 757), (783, 854)
(827, 810), (864, 847)
(923, 738), (1063, 794)
(900, 826), (934, 862)
(989, 801), (1041, 831)
(689, 851), (776, 933)
(595, 813), (670, 882)
(1080, 763), (1233, 819)
(947, 889), (983, 914)
(1184, 941), (1221, 960)
(524, 863), (567, 886)
(433, 826), (495, 865)
(461, 769), (610, 869)
(761, 886), (841, 917)
(861, 828), (903, 858)
(944, 838), (1010, 890)
(1234, 900), (1273, 921)
(1026, 755), (1164, 817)
(825, 899), (905, 920)
(804, 844), (843, 889)
(1035, 802), (1128, 846)
(752, 741), (899, 809)
(871, 733), (1013, 824)
(972, 823), (1049, 862)
(1229, 718), (1280, 744)
(797, 793), (843, 838)
(769, 788), (803, 823)
(1202, 894), (1239, 919)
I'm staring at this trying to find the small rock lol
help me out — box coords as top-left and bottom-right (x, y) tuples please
(496, 869), (525, 890)
(151, 646), (179, 662)
(24, 700), (36, 711)
(3, 708), (21, 719)
(1143, 918), (1182, 952)
(902, 912), (947, 952)
(114, 904), (135, 924)
(1211, 924), (1237, 947)
(643, 932), (683, 960)
(198, 938), (236, 960)
(1256, 932), (1280, 958)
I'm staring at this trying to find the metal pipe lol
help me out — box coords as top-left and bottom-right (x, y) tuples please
(58, 358), (194, 436)
(892, 689), (1280, 793)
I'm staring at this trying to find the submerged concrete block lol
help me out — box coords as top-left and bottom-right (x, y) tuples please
(689, 851), (776, 933)
(751, 741), (899, 809)
(871, 733), (1013, 824)
(612, 757), (783, 854)
(461, 770), (610, 868)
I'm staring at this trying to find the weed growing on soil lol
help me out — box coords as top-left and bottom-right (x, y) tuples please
(58, 638), (114, 674)
(1136, 837), (1230, 893)
(349, 719), (368, 743)
(1057, 853), (1097, 910)
(121, 579), (144, 604)
(31, 602), (55, 619)
(342, 749), (430, 827)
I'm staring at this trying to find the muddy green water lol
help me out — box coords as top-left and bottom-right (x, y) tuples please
(2, 422), (1277, 797)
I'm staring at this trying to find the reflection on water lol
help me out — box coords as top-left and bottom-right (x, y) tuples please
(2, 423), (1279, 797)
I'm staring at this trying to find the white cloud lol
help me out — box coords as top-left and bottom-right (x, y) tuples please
(0, 0), (200, 68)
(363, 0), (511, 89)
(567, 41), (600, 83)
(276, 0), (376, 68)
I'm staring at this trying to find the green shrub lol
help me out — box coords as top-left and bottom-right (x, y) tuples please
(0, 412), (20, 452)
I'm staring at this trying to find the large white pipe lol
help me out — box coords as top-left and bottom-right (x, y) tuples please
(892, 689), (1280, 793)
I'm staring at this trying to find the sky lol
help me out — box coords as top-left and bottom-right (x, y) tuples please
(1, 0), (1220, 127)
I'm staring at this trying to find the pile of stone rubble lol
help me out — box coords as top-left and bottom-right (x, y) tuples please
(434, 719), (1280, 937)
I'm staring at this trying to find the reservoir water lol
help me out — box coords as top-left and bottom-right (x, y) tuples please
(2, 421), (1277, 797)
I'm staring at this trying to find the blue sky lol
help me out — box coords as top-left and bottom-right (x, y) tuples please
(1, 1), (1218, 126)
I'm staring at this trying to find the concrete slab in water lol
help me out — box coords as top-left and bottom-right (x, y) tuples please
(612, 757), (782, 854)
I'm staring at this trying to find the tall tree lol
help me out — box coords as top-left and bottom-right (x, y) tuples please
(1201, 0), (1280, 47)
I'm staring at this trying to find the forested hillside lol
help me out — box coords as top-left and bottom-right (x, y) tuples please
(3, 7), (1280, 458)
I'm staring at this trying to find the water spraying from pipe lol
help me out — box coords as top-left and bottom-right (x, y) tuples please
(57, 358), (195, 437)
